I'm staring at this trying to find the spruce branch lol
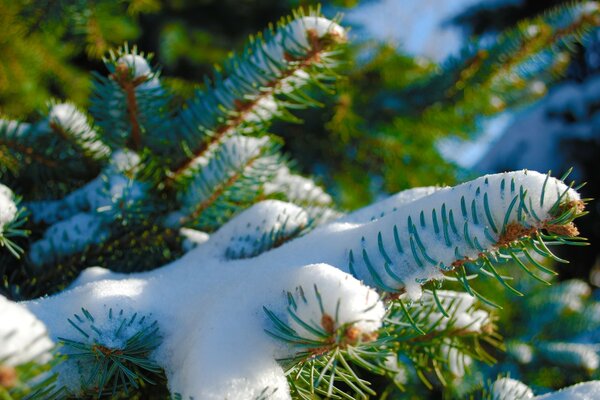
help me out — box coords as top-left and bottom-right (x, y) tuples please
(167, 135), (286, 230)
(168, 10), (346, 179)
(58, 308), (164, 398)
(90, 46), (172, 151)
(0, 184), (28, 259)
(330, 171), (586, 300)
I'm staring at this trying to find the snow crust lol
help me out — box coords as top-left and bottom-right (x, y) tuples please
(0, 295), (53, 366)
(491, 378), (600, 400)
(180, 228), (210, 251)
(492, 377), (534, 399)
(264, 166), (333, 206)
(212, 200), (309, 259)
(270, 170), (579, 299)
(20, 171), (580, 398)
(0, 184), (17, 233)
(337, 186), (441, 224)
(24, 198), (384, 398)
(534, 381), (600, 399)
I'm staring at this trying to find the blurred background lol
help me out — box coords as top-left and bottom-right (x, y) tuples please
(1, 0), (600, 396)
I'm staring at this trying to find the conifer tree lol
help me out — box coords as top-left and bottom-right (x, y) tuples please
(1, 4), (600, 400)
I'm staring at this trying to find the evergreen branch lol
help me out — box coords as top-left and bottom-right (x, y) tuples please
(168, 135), (285, 231)
(47, 103), (110, 164)
(0, 117), (103, 199)
(339, 171), (585, 300)
(0, 121), (58, 170)
(382, 290), (500, 388)
(110, 64), (147, 150)
(0, 185), (28, 259)
(168, 9), (346, 178)
(58, 308), (164, 398)
(90, 46), (173, 151)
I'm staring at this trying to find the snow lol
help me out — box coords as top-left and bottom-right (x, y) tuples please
(241, 96), (279, 129)
(492, 377), (534, 399)
(0, 184), (17, 234)
(272, 170), (579, 298)
(337, 186), (441, 224)
(48, 103), (110, 158)
(538, 342), (600, 371)
(444, 340), (472, 376)
(492, 378), (600, 400)
(285, 264), (384, 341)
(180, 228), (210, 251)
(0, 295), (53, 366)
(212, 200), (309, 259)
(384, 355), (409, 384)
(264, 166), (333, 206)
(19, 170), (580, 398)
(421, 290), (490, 332)
(507, 341), (534, 364)
(534, 381), (600, 400)
(281, 16), (345, 50)
(117, 54), (152, 78)
(27, 149), (143, 225)
(28, 212), (110, 266)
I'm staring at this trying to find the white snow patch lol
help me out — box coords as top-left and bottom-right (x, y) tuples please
(0, 184), (17, 233)
(180, 228), (210, 252)
(211, 200), (308, 259)
(337, 186), (442, 224)
(264, 166), (333, 206)
(48, 103), (109, 157)
(28, 213), (110, 266)
(492, 377), (534, 399)
(534, 381), (600, 400)
(0, 295), (53, 366)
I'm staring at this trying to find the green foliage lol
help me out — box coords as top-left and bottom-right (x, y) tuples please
(0, 0), (158, 119)
(59, 309), (164, 398)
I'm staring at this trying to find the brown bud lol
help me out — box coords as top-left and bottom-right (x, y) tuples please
(321, 314), (335, 334)
(344, 326), (361, 344)
(0, 365), (18, 388)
